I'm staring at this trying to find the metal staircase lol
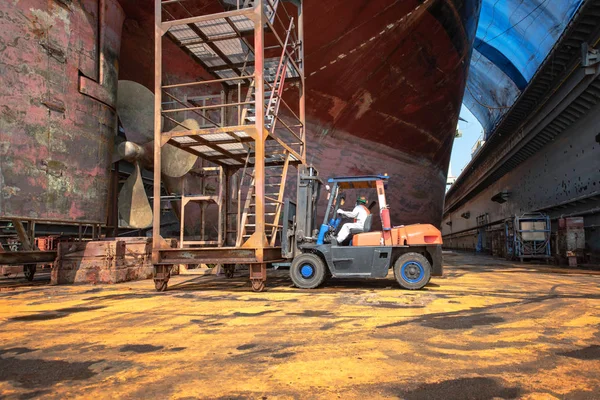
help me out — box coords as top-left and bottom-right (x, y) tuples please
(241, 18), (294, 133)
(236, 155), (290, 246)
(236, 21), (295, 246)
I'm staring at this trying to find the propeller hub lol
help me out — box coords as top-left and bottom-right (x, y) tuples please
(118, 141), (145, 162)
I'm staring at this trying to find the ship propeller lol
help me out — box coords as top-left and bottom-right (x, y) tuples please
(117, 145), (153, 230)
(115, 80), (199, 229)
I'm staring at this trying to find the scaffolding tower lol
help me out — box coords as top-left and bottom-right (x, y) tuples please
(152, 0), (305, 291)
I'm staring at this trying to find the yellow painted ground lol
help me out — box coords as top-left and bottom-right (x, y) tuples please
(1, 252), (599, 399)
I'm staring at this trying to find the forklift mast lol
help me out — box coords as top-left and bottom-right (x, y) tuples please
(282, 165), (321, 258)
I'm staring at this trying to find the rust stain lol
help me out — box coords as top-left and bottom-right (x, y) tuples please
(355, 90), (374, 119)
(0, 0), (124, 223)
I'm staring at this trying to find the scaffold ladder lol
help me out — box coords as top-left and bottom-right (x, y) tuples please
(236, 152), (290, 247)
(236, 18), (295, 247)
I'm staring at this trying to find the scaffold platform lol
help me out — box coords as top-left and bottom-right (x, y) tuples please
(152, 0), (305, 291)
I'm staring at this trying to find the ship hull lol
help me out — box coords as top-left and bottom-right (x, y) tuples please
(0, 0), (124, 224)
(303, 122), (447, 227)
(117, 0), (480, 230)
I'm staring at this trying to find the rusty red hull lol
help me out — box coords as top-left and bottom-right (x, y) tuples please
(117, 0), (479, 228)
(0, 0), (479, 229)
(0, 0), (124, 224)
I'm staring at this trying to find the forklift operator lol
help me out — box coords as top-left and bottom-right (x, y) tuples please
(335, 196), (370, 244)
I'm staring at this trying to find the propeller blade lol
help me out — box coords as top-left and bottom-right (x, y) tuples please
(118, 162), (153, 229)
(117, 80), (159, 144)
(161, 119), (200, 178)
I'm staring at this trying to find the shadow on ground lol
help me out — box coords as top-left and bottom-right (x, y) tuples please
(168, 269), (433, 293)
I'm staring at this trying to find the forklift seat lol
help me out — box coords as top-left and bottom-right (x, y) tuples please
(349, 214), (372, 235)
(348, 214), (373, 240)
(349, 213), (375, 246)
(363, 214), (373, 232)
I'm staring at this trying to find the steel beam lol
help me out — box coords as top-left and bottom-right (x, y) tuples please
(161, 8), (255, 31)
(251, 0), (266, 259)
(152, 0), (164, 259)
(156, 247), (283, 265)
(0, 251), (57, 265)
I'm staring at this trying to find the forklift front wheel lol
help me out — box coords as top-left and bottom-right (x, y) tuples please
(290, 253), (327, 289)
(393, 253), (431, 290)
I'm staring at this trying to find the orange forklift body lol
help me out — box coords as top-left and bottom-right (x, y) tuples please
(352, 224), (443, 247)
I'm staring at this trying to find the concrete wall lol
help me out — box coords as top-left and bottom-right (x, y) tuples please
(443, 102), (600, 258)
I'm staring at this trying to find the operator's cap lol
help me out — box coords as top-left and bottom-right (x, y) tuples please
(357, 196), (367, 204)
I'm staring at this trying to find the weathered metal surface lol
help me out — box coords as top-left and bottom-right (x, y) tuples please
(156, 246), (283, 265)
(161, 119), (200, 178)
(0, 0), (480, 236)
(117, 80), (156, 144)
(118, 162), (153, 228)
(0, 251), (57, 265)
(52, 237), (153, 284)
(0, 0), (125, 223)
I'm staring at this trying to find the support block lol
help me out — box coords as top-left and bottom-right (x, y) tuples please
(52, 238), (154, 284)
(249, 263), (267, 280)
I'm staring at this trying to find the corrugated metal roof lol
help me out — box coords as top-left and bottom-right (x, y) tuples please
(464, 0), (585, 137)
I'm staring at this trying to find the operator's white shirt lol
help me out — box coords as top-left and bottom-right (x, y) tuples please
(338, 205), (369, 227)
(336, 205), (369, 243)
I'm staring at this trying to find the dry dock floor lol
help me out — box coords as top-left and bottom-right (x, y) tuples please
(1, 252), (600, 399)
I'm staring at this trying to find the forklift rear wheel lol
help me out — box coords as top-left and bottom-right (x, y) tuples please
(290, 253), (326, 289)
(23, 265), (36, 282)
(393, 253), (431, 290)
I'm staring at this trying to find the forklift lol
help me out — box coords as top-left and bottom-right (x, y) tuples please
(281, 166), (443, 290)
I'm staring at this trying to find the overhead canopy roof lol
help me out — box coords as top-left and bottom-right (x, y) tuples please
(464, 0), (584, 137)
(328, 175), (389, 189)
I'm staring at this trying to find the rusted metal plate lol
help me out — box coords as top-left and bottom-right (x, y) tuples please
(0, 0), (125, 224)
